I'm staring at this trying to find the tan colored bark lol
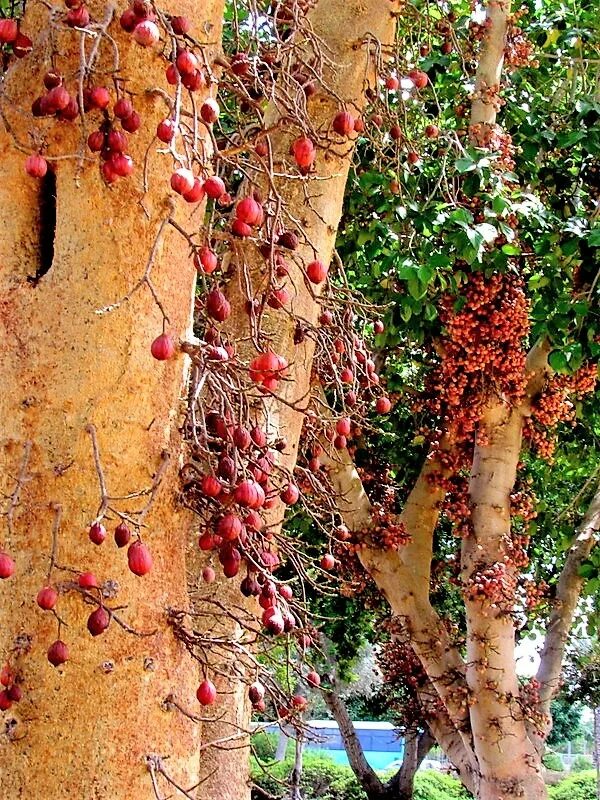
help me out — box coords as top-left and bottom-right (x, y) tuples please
(0, 2), (223, 798)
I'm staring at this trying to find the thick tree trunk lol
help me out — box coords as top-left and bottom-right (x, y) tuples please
(0, 2), (223, 798)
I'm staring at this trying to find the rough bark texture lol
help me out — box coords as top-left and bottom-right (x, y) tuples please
(0, 2), (223, 798)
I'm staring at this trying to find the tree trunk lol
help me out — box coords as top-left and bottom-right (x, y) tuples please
(0, 2), (223, 798)
(385, 727), (435, 800)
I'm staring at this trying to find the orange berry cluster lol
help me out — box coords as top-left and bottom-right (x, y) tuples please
(463, 561), (518, 614)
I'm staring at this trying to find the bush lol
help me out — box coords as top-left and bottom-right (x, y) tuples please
(251, 732), (279, 763)
(571, 756), (594, 773)
(543, 752), (565, 772)
(549, 771), (597, 800)
(413, 770), (472, 800)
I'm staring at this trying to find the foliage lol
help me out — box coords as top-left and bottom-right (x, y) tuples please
(543, 752), (565, 772)
(412, 770), (472, 800)
(549, 771), (598, 800)
(571, 756), (594, 773)
(547, 695), (583, 747)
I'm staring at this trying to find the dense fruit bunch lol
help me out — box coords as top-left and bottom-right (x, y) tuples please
(463, 562), (518, 614)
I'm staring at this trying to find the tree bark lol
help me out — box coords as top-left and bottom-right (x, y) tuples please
(0, 2), (223, 798)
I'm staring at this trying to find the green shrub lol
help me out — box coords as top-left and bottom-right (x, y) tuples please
(571, 756), (594, 773)
(251, 732), (279, 762)
(543, 752), (565, 772)
(549, 771), (597, 800)
(413, 770), (472, 800)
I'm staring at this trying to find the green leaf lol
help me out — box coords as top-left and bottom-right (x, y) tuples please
(455, 157), (476, 174)
(548, 350), (569, 373)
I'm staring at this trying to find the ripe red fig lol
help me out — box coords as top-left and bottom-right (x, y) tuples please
(407, 150), (420, 165)
(78, 571), (98, 589)
(248, 681), (265, 704)
(121, 111), (141, 133)
(89, 86), (110, 109)
(196, 679), (217, 705)
(181, 69), (204, 91)
(306, 260), (328, 284)
(88, 522), (106, 545)
(170, 15), (190, 34)
(170, 167), (195, 195)
(47, 640), (69, 666)
(36, 586), (58, 610)
(332, 111), (355, 136)
(195, 245), (218, 274)
(87, 130), (104, 152)
(279, 584), (293, 600)
(320, 553), (335, 570)
(340, 367), (354, 383)
(292, 694), (307, 709)
(46, 84), (70, 112)
(425, 124), (439, 139)
(206, 288), (231, 322)
(151, 333), (176, 361)
(336, 417), (351, 437)
(157, 118), (175, 143)
(183, 177), (205, 203)
(375, 396), (392, 413)
(250, 426), (267, 448)
(107, 129), (127, 153)
(127, 541), (153, 576)
(374, 319), (385, 334)
(176, 49), (198, 76)
(133, 19), (160, 46)
(65, 5), (90, 27)
(201, 475), (222, 498)
(306, 670), (321, 687)
(216, 514), (244, 541)
(87, 606), (110, 636)
(120, 8), (137, 30)
(334, 434), (347, 450)
(233, 426), (252, 450)
(202, 566), (216, 583)
(13, 32), (33, 58)
(204, 176), (226, 200)
(200, 98), (220, 124)
(234, 480), (259, 508)
(0, 691), (12, 711)
(0, 19), (18, 43)
(114, 522), (131, 548)
(232, 219), (253, 238)
(6, 684), (21, 702)
(385, 75), (399, 90)
(262, 607), (285, 635)
(114, 98), (134, 119)
(280, 483), (299, 505)
(235, 196), (263, 226)
(198, 531), (218, 551)
(408, 69), (428, 89)
(24, 154), (48, 178)
(291, 136), (316, 170)
(267, 287), (290, 309)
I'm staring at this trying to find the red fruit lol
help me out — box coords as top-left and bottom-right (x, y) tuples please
(250, 426), (267, 448)
(222, 553), (241, 578)
(165, 63), (178, 85)
(194, 246), (217, 275)
(0, 691), (12, 711)
(408, 69), (428, 89)
(232, 426), (251, 450)
(127, 541), (152, 576)
(170, 168), (195, 195)
(375, 396), (392, 413)
(280, 483), (299, 505)
(206, 289), (231, 322)
(183, 177), (205, 203)
(121, 111), (141, 133)
(46, 85), (70, 112)
(292, 136), (315, 170)
(334, 434), (347, 450)
(151, 333), (176, 360)
(204, 176), (226, 200)
(249, 682), (265, 704)
(336, 417), (351, 437)
(47, 640), (69, 667)
(232, 219), (254, 239)
(171, 15), (190, 34)
(279, 584), (293, 600)
(306, 260), (328, 284)
(58, 98), (79, 121)
(319, 310), (333, 326)
(255, 140), (268, 158)
(0, 19), (18, 43)
(107, 129), (127, 152)
(36, 586), (58, 610)
(0, 665), (12, 687)
(87, 606), (110, 636)
(127, 541), (153, 576)
(390, 124), (403, 141)
(231, 52), (250, 75)
(374, 319), (385, 334)
(66, 5), (90, 27)
(114, 98), (134, 119)
(114, 522), (131, 548)
(292, 694), (307, 709)
(157, 118), (175, 143)
(13, 32), (33, 58)
(234, 480), (259, 508)
(245, 510), (263, 531)
(235, 196), (263, 226)
(201, 475), (222, 498)
(353, 117), (365, 133)
(89, 522), (106, 545)
(320, 553), (335, 570)
(176, 50), (198, 76)
(306, 670), (321, 687)
(89, 86), (110, 110)
(262, 607), (285, 635)
(133, 19), (160, 46)
(6, 684), (22, 702)
(196, 679), (217, 705)
(340, 367), (353, 383)
(78, 571), (98, 589)
(336, 524), (351, 541)
(407, 151), (420, 164)
(332, 111), (354, 136)
(120, 8), (137, 31)
(25, 154), (48, 179)
(385, 75), (399, 91)
(202, 566), (216, 583)
(198, 531), (218, 551)
(181, 70), (204, 91)
(87, 131), (104, 152)
(200, 98), (220, 124)
(111, 154), (134, 178)
(425, 124), (439, 139)
(216, 514), (244, 541)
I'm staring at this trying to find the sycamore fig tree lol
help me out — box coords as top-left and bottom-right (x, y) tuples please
(0, 0), (598, 799)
